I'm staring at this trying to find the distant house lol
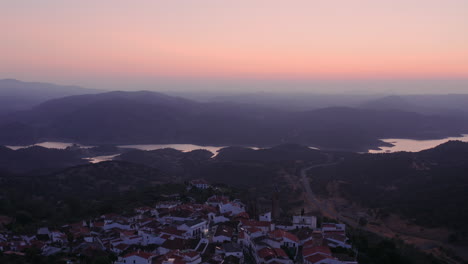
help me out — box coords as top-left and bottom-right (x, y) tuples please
(240, 219), (273, 234)
(304, 254), (341, 264)
(117, 251), (157, 264)
(207, 212), (230, 224)
(259, 212), (272, 222)
(321, 223), (345, 232)
(177, 219), (208, 238)
(256, 247), (292, 264)
(267, 229), (299, 248)
(36, 227), (50, 241)
(190, 179), (210, 189)
(213, 225), (234, 243)
(302, 246), (332, 258)
(206, 195), (230, 207)
(293, 215), (317, 229)
(219, 202), (245, 216)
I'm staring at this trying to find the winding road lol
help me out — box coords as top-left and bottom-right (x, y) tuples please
(299, 162), (339, 218)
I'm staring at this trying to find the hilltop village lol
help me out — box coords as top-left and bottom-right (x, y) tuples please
(0, 180), (357, 264)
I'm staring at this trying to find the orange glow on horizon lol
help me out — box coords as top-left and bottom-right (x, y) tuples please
(1, 0), (467, 84)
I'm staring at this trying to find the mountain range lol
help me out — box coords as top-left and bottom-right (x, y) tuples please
(1, 80), (468, 151)
(0, 79), (100, 114)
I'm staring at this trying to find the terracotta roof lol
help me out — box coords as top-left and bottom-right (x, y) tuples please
(304, 254), (334, 264)
(234, 212), (250, 219)
(214, 225), (234, 237)
(246, 227), (262, 234)
(302, 246), (332, 257)
(115, 243), (129, 250)
(180, 250), (199, 258)
(257, 247), (288, 260)
(161, 226), (186, 237)
(93, 222), (104, 227)
(161, 238), (186, 250)
(268, 229), (299, 243)
(324, 233), (347, 243)
(124, 251), (156, 260)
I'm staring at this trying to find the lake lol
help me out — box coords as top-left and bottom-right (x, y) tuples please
(6, 141), (93, 150)
(6, 142), (227, 153)
(119, 144), (227, 153)
(84, 154), (120, 164)
(9, 137), (463, 156)
(368, 134), (468, 153)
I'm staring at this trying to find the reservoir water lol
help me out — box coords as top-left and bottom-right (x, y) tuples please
(8, 136), (468, 156)
(368, 134), (468, 153)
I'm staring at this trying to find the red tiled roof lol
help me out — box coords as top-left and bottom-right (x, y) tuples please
(161, 238), (186, 250)
(93, 222), (104, 227)
(246, 227), (262, 234)
(161, 226), (186, 236)
(214, 225), (234, 237)
(180, 250), (199, 258)
(257, 247), (288, 259)
(124, 251), (156, 260)
(268, 229), (299, 243)
(234, 212), (250, 219)
(161, 234), (171, 239)
(324, 233), (347, 243)
(115, 243), (129, 250)
(302, 246), (332, 257)
(304, 254), (333, 264)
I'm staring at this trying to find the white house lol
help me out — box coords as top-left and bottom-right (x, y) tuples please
(259, 212), (272, 222)
(321, 223), (345, 232)
(177, 219), (208, 238)
(207, 212), (230, 224)
(267, 229), (299, 249)
(206, 195), (230, 207)
(190, 179), (210, 189)
(293, 215), (317, 229)
(256, 247), (293, 264)
(219, 202), (245, 216)
(117, 251), (157, 264)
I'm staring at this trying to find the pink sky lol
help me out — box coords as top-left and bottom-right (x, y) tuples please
(1, 0), (467, 91)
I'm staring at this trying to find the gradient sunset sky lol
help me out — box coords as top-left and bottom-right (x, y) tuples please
(2, 0), (467, 92)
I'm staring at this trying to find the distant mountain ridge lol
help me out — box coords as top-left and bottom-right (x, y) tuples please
(1, 90), (468, 151)
(0, 79), (101, 114)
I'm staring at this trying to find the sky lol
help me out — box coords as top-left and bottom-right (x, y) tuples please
(1, 0), (468, 93)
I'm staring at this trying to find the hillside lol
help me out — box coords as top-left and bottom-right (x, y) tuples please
(309, 141), (468, 230)
(117, 148), (213, 175)
(0, 161), (174, 228)
(0, 146), (87, 173)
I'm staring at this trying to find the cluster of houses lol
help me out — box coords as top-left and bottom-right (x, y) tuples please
(0, 180), (357, 264)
